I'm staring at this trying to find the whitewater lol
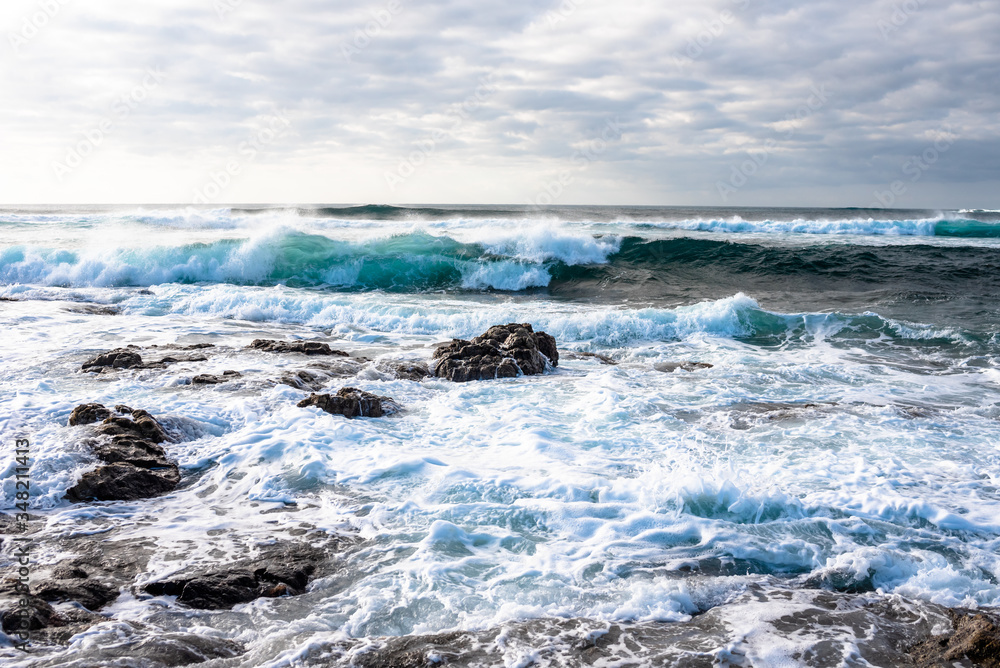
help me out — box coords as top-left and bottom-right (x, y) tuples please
(2, 205), (999, 667)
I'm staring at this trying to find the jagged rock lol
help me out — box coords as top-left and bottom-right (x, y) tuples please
(0, 595), (60, 633)
(33, 578), (119, 611)
(654, 361), (714, 373)
(433, 323), (558, 382)
(909, 610), (1000, 667)
(192, 370), (242, 385)
(82, 347), (143, 370)
(69, 403), (112, 426)
(66, 404), (179, 502)
(50, 565), (89, 580)
(142, 543), (325, 610)
(66, 463), (181, 502)
(249, 339), (348, 356)
(298, 387), (398, 418)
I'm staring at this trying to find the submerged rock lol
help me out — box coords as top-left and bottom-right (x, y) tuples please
(432, 323), (558, 382)
(298, 387), (398, 418)
(565, 351), (618, 365)
(142, 543), (326, 610)
(81, 347), (143, 370)
(33, 577), (120, 612)
(66, 404), (180, 502)
(191, 370), (242, 385)
(376, 360), (431, 381)
(278, 359), (365, 391)
(654, 361), (714, 373)
(249, 339), (348, 356)
(63, 304), (120, 316)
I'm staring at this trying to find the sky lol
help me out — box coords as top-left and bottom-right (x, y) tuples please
(1, 0), (998, 207)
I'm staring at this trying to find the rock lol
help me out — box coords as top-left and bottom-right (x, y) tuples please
(249, 339), (348, 356)
(142, 543), (325, 610)
(278, 360), (364, 391)
(82, 347), (143, 370)
(565, 351), (618, 365)
(432, 323), (558, 382)
(376, 360), (431, 381)
(65, 463), (181, 503)
(97, 411), (169, 443)
(298, 387), (398, 418)
(33, 578), (120, 611)
(0, 595), (60, 634)
(84, 632), (246, 665)
(51, 565), (89, 580)
(192, 370), (242, 385)
(91, 436), (172, 469)
(909, 610), (1000, 667)
(69, 403), (112, 426)
(64, 304), (120, 315)
(654, 361), (714, 373)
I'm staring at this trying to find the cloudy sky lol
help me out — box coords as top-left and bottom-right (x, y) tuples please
(1, 0), (997, 207)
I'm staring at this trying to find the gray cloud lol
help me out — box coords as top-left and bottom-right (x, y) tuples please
(0, 0), (997, 206)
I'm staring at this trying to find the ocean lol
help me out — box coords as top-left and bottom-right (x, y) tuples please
(1, 205), (999, 666)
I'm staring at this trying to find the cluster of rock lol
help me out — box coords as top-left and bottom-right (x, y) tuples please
(65, 404), (180, 502)
(432, 323), (558, 382)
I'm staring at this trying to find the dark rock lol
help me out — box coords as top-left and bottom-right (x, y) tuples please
(82, 347), (143, 370)
(192, 370), (242, 385)
(909, 610), (1000, 667)
(0, 595), (60, 633)
(249, 339), (348, 356)
(97, 412), (168, 443)
(86, 632), (246, 665)
(66, 463), (180, 502)
(152, 354), (209, 365)
(64, 304), (120, 315)
(432, 323), (558, 382)
(69, 403), (112, 426)
(298, 387), (398, 418)
(654, 361), (714, 373)
(114, 404), (134, 414)
(566, 351), (618, 365)
(377, 360), (431, 381)
(91, 436), (172, 469)
(142, 543), (325, 610)
(278, 360), (364, 391)
(34, 578), (119, 611)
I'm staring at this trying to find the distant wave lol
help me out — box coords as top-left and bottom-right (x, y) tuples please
(629, 217), (1000, 238)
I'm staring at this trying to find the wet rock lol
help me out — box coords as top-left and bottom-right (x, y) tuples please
(82, 347), (143, 370)
(910, 610), (1000, 667)
(142, 543), (326, 610)
(376, 360), (431, 381)
(64, 304), (120, 315)
(191, 370), (242, 385)
(66, 463), (181, 503)
(249, 339), (348, 356)
(565, 351), (618, 365)
(69, 403), (112, 426)
(432, 323), (558, 382)
(84, 632), (246, 665)
(50, 565), (89, 580)
(66, 404), (180, 502)
(33, 578), (120, 611)
(298, 387), (398, 418)
(654, 361), (714, 373)
(279, 360), (364, 391)
(0, 594), (60, 634)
